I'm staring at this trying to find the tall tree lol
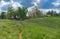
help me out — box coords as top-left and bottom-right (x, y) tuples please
(7, 6), (14, 19)
(0, 12), (6, 19)
(17, 7), (28, 20)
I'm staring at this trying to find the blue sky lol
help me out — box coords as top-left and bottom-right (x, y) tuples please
(0, 0), (60, 11)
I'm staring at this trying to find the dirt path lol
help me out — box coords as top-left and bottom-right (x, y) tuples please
(18, 32), (22, 39)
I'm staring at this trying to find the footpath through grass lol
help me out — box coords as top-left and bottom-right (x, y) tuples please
(0, 17), (60, 39)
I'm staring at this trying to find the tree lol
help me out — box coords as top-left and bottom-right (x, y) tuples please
(0, 12), (6, 19)
(17, 7), (28, 20)
(35, 6), (43, 17)
(7, 6), (14, 19)
(46, 10), (51, 16)
(47, 10), (58, 16)
(29, 6), (43, 18)
(13, 10), (17, 20)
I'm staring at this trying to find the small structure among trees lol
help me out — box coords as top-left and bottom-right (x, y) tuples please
(27, 6), (43, 18)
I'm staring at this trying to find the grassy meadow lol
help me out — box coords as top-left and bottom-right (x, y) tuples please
(0, 17), (60, 39)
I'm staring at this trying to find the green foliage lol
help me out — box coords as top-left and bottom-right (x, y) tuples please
(47, 10), (53, 16)
(6, 7), (28, 20)
(46, 10), (60, 17)
(0, 12), (6, 19)
(17, 7), (28, 20)
(7, 6), (14, 19)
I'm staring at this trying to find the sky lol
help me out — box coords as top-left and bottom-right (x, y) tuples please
(0, 0), (60, 12)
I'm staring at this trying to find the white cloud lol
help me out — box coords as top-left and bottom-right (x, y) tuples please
(32, 0), (40, 6)
(52, 0), (60, 7)
(0, 0), (23, 12)
(0, 0), (10, 7)
(12, 2), (23, 9)
(10, 0), (23, 9)
(36, 0), (40, 3)
(10, 0), (14, 3)
(52, 2), (60, 6)
(0, 0), (10, 12)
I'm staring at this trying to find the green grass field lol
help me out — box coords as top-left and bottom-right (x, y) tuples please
(0, 17), (60, 39)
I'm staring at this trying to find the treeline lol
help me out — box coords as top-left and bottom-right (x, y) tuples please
(46, 10), (60, 17)
(1, 6), (59, 21)
(0, 6), (43, 20)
